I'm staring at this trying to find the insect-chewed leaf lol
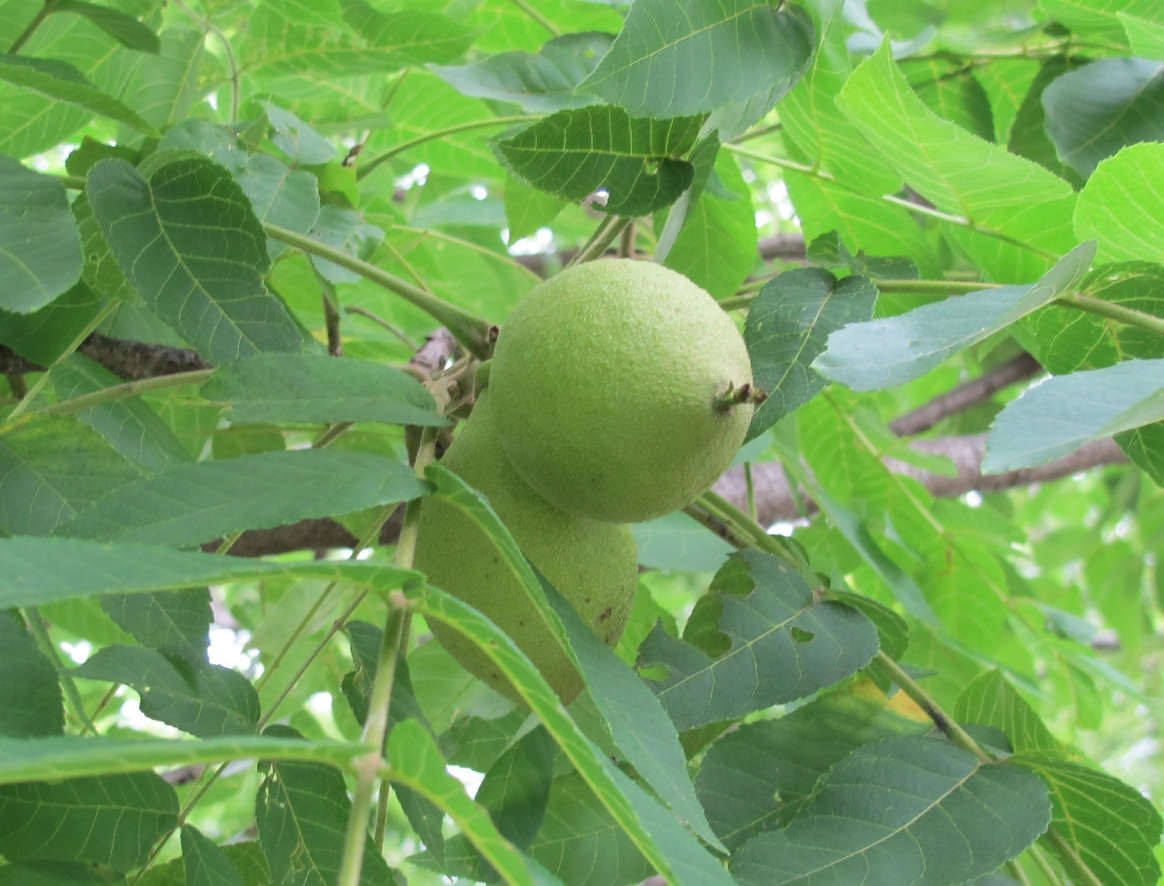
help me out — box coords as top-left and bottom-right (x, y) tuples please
(73, 645), (260, 738)
(577, 0), (813, 118)
(639, 550), (880, 730)
(0, 771), (179, 872)
(0, 152), (83, 313)
(496, 106), (703, 216)
(695, 681), (931, 851)
(745, 267), (876, 439)
(86, 157), (303, 364)
(202, 353), (449, 427)
(1016, 756), (1163, 886)
(954, 669), (1062, 756)
(0, 609), (63, 739)
(730, 736), (1051, 886)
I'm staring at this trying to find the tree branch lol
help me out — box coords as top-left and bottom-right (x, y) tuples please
(1, 333), (210, 380)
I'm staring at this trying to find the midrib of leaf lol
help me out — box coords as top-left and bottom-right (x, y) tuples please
(1036, 768), (1142, 875)
(272, 765), (334, 878)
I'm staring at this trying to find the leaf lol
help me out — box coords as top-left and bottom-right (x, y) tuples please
(631, 510), (733, 572)
(745, 268), (877, 440)
(475, 726), (557, 850)
(0, 734), (368, 784)
(201, 354), (449, 426)
(0, 609), (63, 739)
(140, 843), (270, 886)
(52, 354), (193, 473)
(504, 173), (566, 243)
(813, 242), (1095, 390)
(0, 771), (179, 872)
(0, 55), (159, 137)
(0, 861), (126, 886)
(101, 588), (211, 663)
(256, 730), (397, 886)
(341, 621), (432, 735)
(729, 736), (1052, 886)
(955, 670), (1061, 755)
(56, 449), (428, 547)
(496, 106), (703, 215)
(975, 58), (1041, 145)
(694, 681), (930, 850)
(1043, 58), (1164, 178)
(576, 0), (813, 117)
(1007, 56), (1087, 188)
(984, 358), (1164, 471)
(118, 28), (204, 128)
(86, 157), (303, 364)
(1120, 12), (1164, 57)
(73, 193), (136, 302)
(235, 153), (321, 261)
(0, 283), (105, 366)
(0, 152), (83, 313)
(0, 414), (143, 537)
(263, 102), (337, 166)
(638, 550), (880, 730)
(901, 57), (994, 142)
(73, 645), (260, 737)
(339, 0), (476, 67)
(1076, 142), (1164, 263)
(181, 825), (245, 886)
(54, 0), (161, 53)
(1040, 0), (1158, 44)
(433, 31), (612, 112)
(307, 204), (385, 284)
(1017, 757), (1163, 886)
(157, 120), (248, 173)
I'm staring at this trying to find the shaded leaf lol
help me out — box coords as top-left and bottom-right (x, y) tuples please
(504, 173), (566, 243)
(0, 609), (63, 738)
(954, 669), (1062, 755)
(1008, 56), (1087, 188)
(0, 283), (104, 366)
(55, 0), (160, 53)
(157, 120), (248, 172)
(901, 56), (994, 141)
(236, 153), (320, 261)
(631, 510), (733, 572)
(340, 620), (431, 734)
(263, 102), (337, 166)
(0, 861), (125, 886)
(118, 27), (204, 128)
(72, 193), (136, 302)
(307, 204), (385, 284)
(100, 588), (211, 663)
(181, 825), (245, 886)
(475, 726), (557, 850)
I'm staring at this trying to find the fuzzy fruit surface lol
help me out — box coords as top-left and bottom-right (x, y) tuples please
(490, 259), (754, 523)
(413, 391), (638, 705)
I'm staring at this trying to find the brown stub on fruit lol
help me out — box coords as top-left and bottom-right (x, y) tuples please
(713, 382), (769, 413)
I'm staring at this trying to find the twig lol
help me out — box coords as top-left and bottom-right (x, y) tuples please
(9, 0), (59, 53)
(618, 220), (636, 258)
(357, 116), (539, 180)
(22, 369), (214, 423)
(343, 306), (418, 350)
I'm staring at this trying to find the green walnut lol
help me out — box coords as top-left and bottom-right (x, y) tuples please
(489, 258), (754, 523)
(413, 390), (638, 705)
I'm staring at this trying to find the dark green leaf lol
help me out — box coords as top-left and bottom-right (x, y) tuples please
(496, 106), (703, 215)
(730, 737), (1051, 886)
(1008, 56), (1087, 188)
(745, 268), (877, 439)
(433, 32), (612, 112)
(101, 588), (210, 663)
(0, 283), (104, 366)
(0, 152), (83, 313)
(0, 609), (63, 738)
(1044, 58), (1164, 177)
(0, 772), (178, 872)
(954, 670), (1062, 755)
(0, 861), (125, 885)
(181, 825), (245, 886)
(340, 620), (432, 734)
(54, 0), (161, 53)
(475, 725), (556, 850)
(631, 510), (733, 572)
(56, 450), (428, 547)
(639, 550), (880, 730)
(73, 645), (260, 737)
(236, 154), (320, 261)
(0, 414), (142, 537)
(577, 0), (813, 117)
(201, 354), (449, 426)
(118, 28), (204, 128)
(157, 120), (248, 173)
(86, 157), (303, 364)
(822, 589), (909, 660)
(901, 57), (994, 141)
(72, 193), (136, 302)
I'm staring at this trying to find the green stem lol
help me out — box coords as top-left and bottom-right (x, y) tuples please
(56, 174), (87, 190)
(744, 462), (757, 524)
(1043, 828), (1104, 886)
(28, 369), (214, 421)
(25, 607), (97, 735)
(1028, 842), (1066, 886)
(357, 116), (539, 180)
(264, 223), (495, 360)
(89, 683), (119, 723)
(1061, 292), (1164, 339)
(875, 278), (1002, 295)
(214, 529), (244, 555)
(9, 0), (59, 53)
(344, 306), (418, 350)
(1005, 859), (1034, 886)
(507, 0), (560, 36)
(571, 216), (632, 267)
(730, 122), (783, 144)
(698, 490), (809, 574)
(313, 421), (353, 449)
(683, 503), (763, 551)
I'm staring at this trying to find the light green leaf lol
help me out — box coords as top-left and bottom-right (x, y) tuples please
(975, 58), (1041, 145)
(496, 106), (703, 215)
(157, 120), (248, 172)
(0, 609), (63, 739)
(181, 826), (245, 886)
(1120, 12), (1164, 57)
(54, 0), (159, 53)
(504, 173), (566, 243)
(0, 283), (105, 366)
(730, 737), (1052, 886)
(1076, 142), (1164, 263)
(577, 0), (813, 117)
(139, 842), (269, 886)
(632, 510), (733, 572)
(307, 204), (385, 284)
(201, 353), (449, 426)
(0, 152), (83, 313)
(983, 358), (1164, 472)
(263, 102), (337, 166)
(86, 157), (303, 364)
(100, 588), (210, 663)
(954, 669), (1062, 755)
(813, 242), (1095, 390)
(118, 28), (205, 129)
(236, 153), (320, 260)
(1040, 0), (1160, 44)
(900, 57), (994, 142)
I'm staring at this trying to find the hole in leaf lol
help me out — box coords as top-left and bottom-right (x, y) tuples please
(790, 627), (814, 643)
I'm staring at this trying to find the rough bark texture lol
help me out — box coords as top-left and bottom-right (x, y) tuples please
(1, 333), (211, 379)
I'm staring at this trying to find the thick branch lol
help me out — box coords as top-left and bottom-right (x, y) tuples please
(1, 333), (210, 380)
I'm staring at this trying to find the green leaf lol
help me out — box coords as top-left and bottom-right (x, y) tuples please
(73, 645), (260, 737)
(157, 120), (248, 173)
(0, 861), (125, 886)
(339, 0), (476, 67)
(475, 726), (556, 850)
(256, 730), (397, 886)
(86, 157), (303, 364)
(504, 173), (566, 243)
(496, 106), (703, 215)
(0, 414), (143, 537)
(307, 204), (385, 284)
(1016, 756), (1163, 886)
(100, 588), (211, 663)
(1007, 57), (1087, 189)
(263, 102), (337, 166)
(140, 843), (270, 886)
(901, 57), (994, 142)
(181, 825), (245, 886)
(341, 621), (432, 735)
(1040, 0), (1158, 44)
(1120, 12), (1164, 57)
(577, 0), (813, 117)
(0, 152), (83, 313)
(632, 510), (733, 572)
(695, 681), (930, 850)
(236, 153), (321, 261)
(118, 28), (204, 128)
(0, 609), (63, 739)
(975, 58), (1041, 145)
(73, 193), (136, 303)
(1043, 58), (1164, 178)
(745, 268), (876, 440)
(813, 242), (1095, 390)
(1076, 142), (1164, 263)
(52, 354), (193, 473)
(729, 736), (1052, 886)
(56, 450), (428, 547)
(983, 358), (1164, 471)
(54, 0), (160, 53)
(0, 283), (104, 366)
(639, 550), (880, 730)
(201, 354), (449, 426)
(0, 734), (368, 784)
(434, 32), (612, 112)
(0, 55), (159, 138)
(836, 42), (1078, 282)
(0, 771), (178, 872)
(823, 589), (909, 661)
(954, 669), (1062, 755)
